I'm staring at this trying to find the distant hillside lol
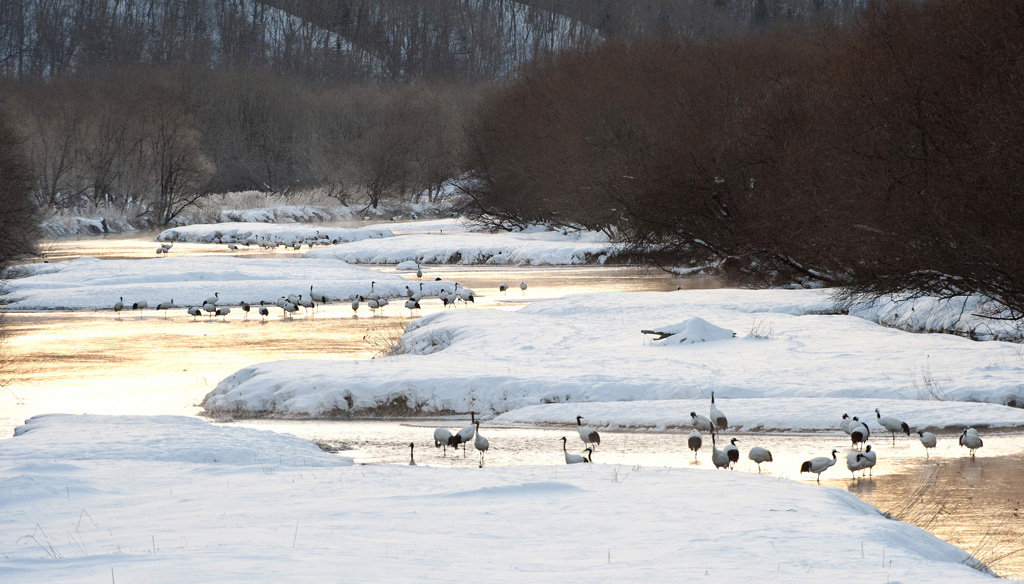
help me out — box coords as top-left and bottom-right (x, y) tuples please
(0, 0), (865, 81)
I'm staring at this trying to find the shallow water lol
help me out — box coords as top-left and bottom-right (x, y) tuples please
(4, 233), (1023, 578)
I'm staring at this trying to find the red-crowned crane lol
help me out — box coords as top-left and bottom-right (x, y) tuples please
(310, 285), (328, 304)
(849, 418), (870, 451)
(687, 429), (702, 460)
(576, 416), (600, 449)
(875, 408), (910, 445)
(473, 421), (489, 468)
(433, 427), (455, 456)
(451, 413), (476, 457)
(710, 434), (730, 470)
(859, 445), (877, 476)
(846, 451), (864, 479)
(561, 436), (589, 464)
(724, 437), (740, 469)
(748, 446), (773, 473)
(800, 449), (838, 483)
(917, 430), (937, 458)
(155, 299), (173, 317)
(710, 392), (728, 432)
(690, 412), (714, 434)
(959, 428), (983, 457)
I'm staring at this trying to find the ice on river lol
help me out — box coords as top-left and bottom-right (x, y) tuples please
(0, 413), (1000, 583)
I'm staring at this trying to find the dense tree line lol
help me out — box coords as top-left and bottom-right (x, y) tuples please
(462, 0), (1024, 319)
(0, 110), (39, 271)
(1, 67), (478, 223)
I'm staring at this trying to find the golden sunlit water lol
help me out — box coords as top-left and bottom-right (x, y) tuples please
(3, 233), (1022, 578)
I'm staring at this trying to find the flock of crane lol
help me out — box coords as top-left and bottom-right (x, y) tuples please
(155, 231), (357, 255)
(412, 393), (988, 481)
(111, 279), (530, 321)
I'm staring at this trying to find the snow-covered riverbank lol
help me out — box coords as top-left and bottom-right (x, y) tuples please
(0, 414), (1001, 583)
(202, 287), (1024, 424)
(0, 256), (453, 310)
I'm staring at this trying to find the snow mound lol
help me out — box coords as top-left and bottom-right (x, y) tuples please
(644, 317), (736, 344)
(7, 414), (352, 466)
(395, 260), (423, 271)
(441, 482), (584, 498)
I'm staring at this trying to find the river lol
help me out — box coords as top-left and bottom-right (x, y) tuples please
(2, 232), (1022, 578)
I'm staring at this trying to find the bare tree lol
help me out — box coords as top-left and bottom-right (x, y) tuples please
(137, 91), (214, 226)
(0, 108), (40, 270)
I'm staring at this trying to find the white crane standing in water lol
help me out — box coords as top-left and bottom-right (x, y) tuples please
(711, 434), (730, 470)
(875, 408), (910, 445)
(959, 428), (983, 457)
(474, 421), (489, 467)
(155, 299), (173, 317)
(710, 392), (728, 433)
(451, 413), (476, 457)
(690, 412), (714, 434)
(748, 446), (773, 473)
(576, 416), (600, 450)
(800, 449), (838, 484)
(433, 427), (455, 456)
(561, 437), (589, 464)
(917, 430), (937, 458)
(687, 429), (702, 460)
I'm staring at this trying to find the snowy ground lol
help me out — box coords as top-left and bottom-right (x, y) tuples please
(0, 256), (453, 310)
(202, 288), (1024, 426)
(0, 414), (1000, 583)
(155, 223), (393, 245)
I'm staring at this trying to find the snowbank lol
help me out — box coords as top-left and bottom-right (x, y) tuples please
(156, 222), (393, 245)
(5, 413), (352, 466)
(492, 398), (1024, 432)
(0, 414), (997, 583)
(304, 229), (621, 265)
(848, 294), (1023, 342)
(202, 288), (1024, 423)
(0, 256), (452, 310)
